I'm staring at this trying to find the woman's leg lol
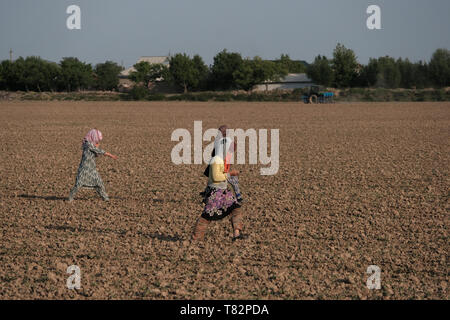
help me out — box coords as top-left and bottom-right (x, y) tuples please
(95, 185), (109, 201)
(68, 184), (80, 201)
(230, 207), (244, 237)
(95, 176), (109, 201)
(192, 217), (211, 240)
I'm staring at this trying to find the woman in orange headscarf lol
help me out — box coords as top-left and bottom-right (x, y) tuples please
(193, 127), (247, 241)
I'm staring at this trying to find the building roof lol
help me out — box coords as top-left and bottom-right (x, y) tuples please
(268, 59), (309, 67)
(120, 56), (170, 77)
(262, 73), (312, 84)
(137, 56), (170, 65)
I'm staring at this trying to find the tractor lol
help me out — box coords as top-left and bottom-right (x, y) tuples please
(302, 85), (334, 104)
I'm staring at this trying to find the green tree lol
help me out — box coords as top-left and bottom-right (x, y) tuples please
(397, 58), (415, 88)
(0, 60), (8, 90)
(356, 58), (378, 87)
(256, 57), (287, 83)
(129, 61), (150, 85)
(211, 49), (243, 90)
(94, 61), (123, 91)
(376, 56), (401, 88)
(191, 54), (209, 91)
(23, 56), (48, 92)
(276, 54), (306, 73)
(0, 60), (14, 90)
(168, 53), (199, 93)
(0, 57), (61, 91)
(233, 56), (287, 91)
(307, 55), (334, 87)
(60, 57), (93, 91)
(232, 59), (255, 91)
(412, 61), (430, 89)
(43, 61), (62, 92)
(0, 62), (4, 89)
(129, 61), (168, 87)
(332, 43), (358, 88)
(428, 48), (450, 87)
(8, 57), (27, 91)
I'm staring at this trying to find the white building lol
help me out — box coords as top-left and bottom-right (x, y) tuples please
(253, 73), (314, 91)
(119, 56), (170, 78)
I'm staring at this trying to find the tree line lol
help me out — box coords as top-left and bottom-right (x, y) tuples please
(0, 51), (303, 93)
(129, 50), (305, 93)
(0, 51), (307, 93)
(307, 44), (450, 89)
(0, 46), (448, 93)
(0, 57), (123, 92)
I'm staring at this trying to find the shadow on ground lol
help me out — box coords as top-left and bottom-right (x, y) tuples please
(18, 194), (67, 201)
(17, 194), (126, 201)
(44, 224), (183, 242)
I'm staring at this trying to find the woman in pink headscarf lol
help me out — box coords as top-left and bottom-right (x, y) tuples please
(68, 129), (118, 202)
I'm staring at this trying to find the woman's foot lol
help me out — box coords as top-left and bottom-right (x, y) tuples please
(232, 233), (248, 241)
(232, 229), (248, 241)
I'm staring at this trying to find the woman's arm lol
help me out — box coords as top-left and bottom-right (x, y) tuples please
(105, 152), (118, 160)
(87, 142), (106, 155)
(87, 142), (118, 159)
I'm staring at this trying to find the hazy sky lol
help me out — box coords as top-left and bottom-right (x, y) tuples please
(1, 0), (449, 68)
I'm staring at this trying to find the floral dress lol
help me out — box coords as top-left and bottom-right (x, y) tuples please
(68, 141), (109, 200)
(201, 186), (239, 221)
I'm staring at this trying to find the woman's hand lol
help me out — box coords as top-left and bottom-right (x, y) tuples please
(106, 152), (118, 160)
(229, 169), (239, 176)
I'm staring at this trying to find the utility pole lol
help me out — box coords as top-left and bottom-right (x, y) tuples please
(9, 48), (13, 62)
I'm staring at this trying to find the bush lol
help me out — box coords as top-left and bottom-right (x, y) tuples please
(363, 90), (374, 101)
(392, 91), (411, 101)
(128, 86), (149, 100)
(195, 92), (214, 101)
(214, 93), (233, 101)
(147, 93), (166, 101)
(431, 89), (446, 101)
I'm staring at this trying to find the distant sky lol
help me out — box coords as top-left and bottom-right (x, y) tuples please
(1, 0), (449, 68)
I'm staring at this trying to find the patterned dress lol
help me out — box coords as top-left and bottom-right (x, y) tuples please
(68, 141), (109, 201)
(201, 186), (240, 221)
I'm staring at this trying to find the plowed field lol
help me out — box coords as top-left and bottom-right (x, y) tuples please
(0, 101), (448, 299)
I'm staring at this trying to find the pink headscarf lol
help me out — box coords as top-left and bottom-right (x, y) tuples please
(83, 129), (103, 145)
